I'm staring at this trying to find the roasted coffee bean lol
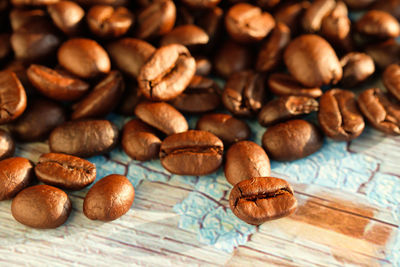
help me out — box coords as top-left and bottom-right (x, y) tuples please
(11, 0), (59, 5)
(372, 0), (400, 21)
(0, 130), (15, 160)
(196, 113), (250, 145)
(160, 130), (223, 175)
(258, 96), (319, 127)
(117, 80), (143, 115)
(169, 75), (221, 113)
(302, 0), (335, 33)
(107, 38), (155, 78)
(256, 0), (280, 9)
(383, 64), (400, 101)
(0, 34), (11, 61)
(122, 119), (161, 161)
(134, 101), (188, 135)
(58, 38), (110, 78)
(229, 177), (297, 225)
(274, 1), (310, 34)
(365, 39), (400, 69)
(27, 64), (89, 101)
(225, 3), (275, 43)
(196, 6), (223, 42)
(224, 141), (270, 186)
(4, 61), (32, 89)
(71, 71), (124, 120)
(83, 174), (134, 221)
(160, 24), (209, 50)
(181, 0), (220, 8)
(47, 1), (85, 35)
(262, 119), (323, 161)
(222, 70), (266, 117)
(0, 157), (33, 200)
(11, 185), (71, 229)
(256, 23), (291, 73)
(49, 120), (119, 157)
(319, 89), (365, 141)
(195, 56), (212, 76)
(0, 71), (27, 125)
(137, 44), (195, 101)
(268, 73), (323, 98)
(356, 10), (400, 40)
(284, 34), (342, 88)
(135, 0), (176, 40)
(343, 0), (376, 9)
(357, 88), (400, 135)
(340, 52), (375, 88)
(10, 8), (47, 31)
(214, 41), (252, 79)
(87, 5), (134, 38)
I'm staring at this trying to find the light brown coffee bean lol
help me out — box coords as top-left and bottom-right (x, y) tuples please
(0, 71), (27, 125)
(340, 52), (375, 88)
(356, 10), (400, 39)
(160, 24), (209, 49)
(0, 130), (15, 160)
(302, 0), (335, 32)
(383, 64), (400, 101)
(47, 1), (85, 35)
(0, 157), (34, 200)
(268, 73), (323, 98)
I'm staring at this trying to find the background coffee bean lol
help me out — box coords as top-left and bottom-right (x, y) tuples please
(356, 10), (400, 39)
(181, 0), (220, 8)
(0, 71), (27, 125)
(11, 0), (59, 5)
(365, 39), (400, 69)
(343, 0), (376, 9)
(274, 1), (310, 34)
(47, 1), (85, 35)
(302, 0), (335, 32)
(340, 52), (375, 88)
(10, 8), (47, 31)
(268, 73), (323, 98)
(195, 56), (212, 76)
(0, 129), (15, 160)
(160, 24), (209, 50)
(0, 34), (11, 62)
(372, 0), (400, 21)
(383, 64), (400, 101)
(0, 157), (34, 200)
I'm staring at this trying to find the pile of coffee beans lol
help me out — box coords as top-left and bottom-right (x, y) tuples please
(0, 0), (400, 228)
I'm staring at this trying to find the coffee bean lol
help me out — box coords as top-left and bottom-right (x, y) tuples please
(0, 71), (27, 125)
(4, 61), (32, 89)
(258, 96), (319, 127)
(195, 56), (212, 76)
(160, 25), (209, 50)
(11, 0), (59, 5)
(225, 3), (275, 43)
(75, 0), (129, 6)
(262, 119), (323, 161)
(47, 1), (85, 35)
(58, 38), (111, 78)
(383, 64), (400, 101)
(117, 80), (143, 115)
(372, 0), (400, 21)
(214, 41), (252, 79)
(181, 0), (220, 8)
(284, 34), (342, 87)
(268, 73), (323, 98)
(160, 130), (223, 175)
(225, 141), (270, 186)
(340, 52), (375, 87)
(0, 129), (15, 160)
(122, 119), (161, 161)
(319, 89), (365, 141)
(196, 113), (250, 145)
(138, 44), (195, 101)
(302, 0), (335, 32)
(83, 174), (134, 221)
(49, 120), (119, 157)
(0, 34), (11, 61)
(343, 0), (376, 9)
(256, 0), (280, 9)
(229, 176), (297, 225)
(356, 10), (400, 40)
(0, 157), (33, 200)
(10, 8), (47, 31)
(196, 6), (223, 43)
(357, 88), (400, 135)
(365, 39), (400, 69)
(274, 1), (310, 34)
(134, 101), (188, 135)
(11, 185), (71, 229)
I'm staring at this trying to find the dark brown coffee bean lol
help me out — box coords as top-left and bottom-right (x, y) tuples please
(214, 41), (252, 79)
(365, 39), (400, 69)
(71, 71), (124, 120)
(229, 177), (297, 225)
(262, 119), (323, 161)
(122, 119), (161, 161)
(135, 0), (176, 40)
(134, 101), (188, 135)
(195, 56), (212, 76)
(225, 141), (270, 186)
(181, 0), (220, 8)
(256, 0), (280, 9)
(268, 73), (323, 98)
(343, 0), (376, 9)
(0, 157), (33, 200)
(160, 130), (223, 175)
(196, 113), (250, 145)
(222, 70), (266, 117)
(11, 185), (71, 229)
(383, 64), (400, 101)
(284, 34), (342, 88)
(58, 38), (111, 78)
(11, 0), (59, 5)
(340, 52), (375, 88)
(49, 120), (119, 157)
(160, 24), (209, 49)
(356, 10), (400, 40)
(138, 44), (195, 101)
(196, 6), (223, 43)
(87, 5), (134, 38)
(0, 130), (15, 160)
(83, 174), (134, 221)
(225, 3), (275, 43)
(75, 0), (129, 6)
(274, 1), (310, 34)
(169, 75), (221, 113)
(258, 96), (319, 127)
(107, 38), (155, 78)
(0, 71), (27, 125)
(357, 88), (400, 135)
(302, 0), (335, 32)
(319, 89), (365, 141)
(117, 80), (143, 116)
(10, 8), (47, 31)
(372, 0), (400, 21)
(256, 23), (291, 73)
(47, 1), (85, 35)
(27, 64), (89, 101)
(0, 34), (11, 61)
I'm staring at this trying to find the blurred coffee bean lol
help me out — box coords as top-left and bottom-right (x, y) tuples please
(181, 0), (220, 9)
(343, 0), (376, 9)
(75, 0), (129, 6)
(340, 52), (375, 87)
(195, 56), (212, 76)
(274, 1), (310, 35)
(0, 71), (27, 125)
(0, 129), (15, 160)
(48, 1), (85, 35)
(214, 41), (252, 79)
(383, 64), (400, 101)
(268, 73), (322, 98)
(302, 0), (335, 33)
(10, 8), (47, 31)
(196, 6), (223, 43)
(0, 34), (11, 62)
(365, 39), (400, 69)
(256, 0), (280, 9)
(356, 10), (400, 40)
(11, 0), (59, 6)
(160, 24), (209, 50)
(371, 0), (400, 21)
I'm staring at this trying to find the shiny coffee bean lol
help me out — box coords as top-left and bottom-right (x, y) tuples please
(11, 185), (71, 229)
(365, 39), (400, 69)
(229, 177), (297, 225)
(262, 119), (323, 161)
(0, 71), (27, 125)
(356, 10), (400, 40)
(47, 1), (85, 35)
(58, 38), (111, 78)
(160, 24), (209, 50)
(258, 96), (319, 127)
(71, 71), (124, 120)
(49, 120), (119, 157)
(284, 34), (342, 87)
(357, 88), (400, 135)
(302, 0), (335, 32)
(181, 0), (220, 8)
(122, 119), (161, 161)
(383, 64), (400, 101)
(138, 44), (195, 101)
(83, 174), (134, 221)
(134, 101), (188, 135)
(0, 157), (33, 200)
(160, 130), (223, 175)
(117, 80), (143, 115)
(268, 73), (322, 98)
(214, 41), (252, 79)
(35, 153), (96, 190)
(274, 1), (310, 34)
(319, 89), (365, 141)
(340, 53), (375, 88)
(225, 141), (270, 186)
(0, 130), (15, 160)
(195, 56), (212, 76)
